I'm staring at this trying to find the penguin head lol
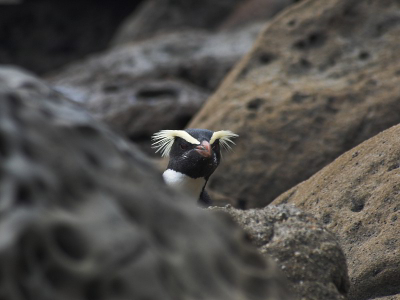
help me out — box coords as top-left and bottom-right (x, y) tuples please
(152, 128), (238, 179)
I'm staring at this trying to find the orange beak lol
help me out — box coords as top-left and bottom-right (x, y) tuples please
(195, 141), (212, 158)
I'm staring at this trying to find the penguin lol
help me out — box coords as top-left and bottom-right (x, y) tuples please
(151, 128), (238, 206)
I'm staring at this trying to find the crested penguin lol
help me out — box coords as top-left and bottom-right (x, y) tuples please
(151, 128), (238, 206)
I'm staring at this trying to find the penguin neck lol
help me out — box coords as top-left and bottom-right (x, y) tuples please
(163, 169), (207, 199)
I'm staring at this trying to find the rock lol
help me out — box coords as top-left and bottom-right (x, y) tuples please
(373, 296), (400, 300)
(219, 0), (297, 30)
(211, 205), (350, 300)
(0, 0), (142, 74)
(273, 124), (400, 300)
(0, 66), (293, 300)
(189, 0), (400, 208)
(47, 24), (263, 155)
(111, 0), (243, 45)
(112, 0), (299, 46)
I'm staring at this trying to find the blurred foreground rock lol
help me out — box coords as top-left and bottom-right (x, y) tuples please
(190, 0), (400, 208)
(47, 24), (263, 155)
(273, 124), (400, 300)
(211, 205), (349, 300)
(0, 66), (292, 300)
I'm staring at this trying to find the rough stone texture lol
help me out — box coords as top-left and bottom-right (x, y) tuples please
(0, 0), (142, 74)
(47, 24), (263, 155)
(0, 66), (293, 300)
(374, 296), (400, 300)
(112, 0), (299, 46)
(219, 0), (298, 30)
(211, 205), (350, 300)
(190, 0), (400, 208)
(111, 0), (243, 45)
(273, 124), (400, 300)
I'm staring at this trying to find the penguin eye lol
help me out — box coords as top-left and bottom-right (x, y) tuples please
(180, 143), (188, 150)
(212, 142), (219, 151)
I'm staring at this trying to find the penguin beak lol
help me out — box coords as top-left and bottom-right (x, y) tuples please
(195, 141), (212, 158)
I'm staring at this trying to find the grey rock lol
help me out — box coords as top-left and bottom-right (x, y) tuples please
(47, 24), (263, 155)
(219, 0), (298, 30)
(373, 296), (400, 300)
(211, 205), (350, 300)
(0, 66), (293, 300)
(111, 0), (243, 45)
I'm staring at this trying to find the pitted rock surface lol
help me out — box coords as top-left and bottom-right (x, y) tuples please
(273, 124), (400, 300)
(190, 0), (400, 208)
(47, 24), (263, 155)
(0, 66), (292, 300)
(211, 205), (349, 300)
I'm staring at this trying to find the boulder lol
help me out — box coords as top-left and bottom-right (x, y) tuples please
(0, 66), (293, 300)
(190, 0), (400, 208)
(47, 24), (263, 155)
(211, 205), (350, 300)
(0, 0), (142, 74)
(219, 0), (297, 30)
(273, 124), (400, 300)
(112, 0), (299, 46)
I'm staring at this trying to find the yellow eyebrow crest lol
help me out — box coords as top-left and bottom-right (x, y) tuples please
(209, 130), (239, 151)
(151, 130), (200, 157)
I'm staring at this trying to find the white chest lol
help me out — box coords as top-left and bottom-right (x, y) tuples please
(163, 169), (206, 198)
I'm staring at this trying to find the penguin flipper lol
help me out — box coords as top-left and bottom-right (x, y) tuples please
(198, 189), (212, 207)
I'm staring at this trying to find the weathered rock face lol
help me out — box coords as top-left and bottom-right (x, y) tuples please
(0, 66), (293, 300)
(219, 0), (297, 30)
(374, 296), (400, 300)
(211, 205), (350, 300)
(273, 124), (400, 300)
(190, 0), (400, 208)
(111, 0), (242, 45)
(47, 24), (263, 155)
(0, 0), (142, 74)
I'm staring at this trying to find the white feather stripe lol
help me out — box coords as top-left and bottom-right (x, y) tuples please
(151, 130), (200, 157)
(209, 130), (239, 150)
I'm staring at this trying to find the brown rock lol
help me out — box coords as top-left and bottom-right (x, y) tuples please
(189, 0), (400, 208)
(211, 205), (350, 300)
(273, 124), (400, 300)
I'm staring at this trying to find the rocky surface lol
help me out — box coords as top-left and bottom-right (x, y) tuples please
(47, 24), (263, 155)
(0, 66), (293, 300)
(0, 0), (142, 74)
(111, 0), (299, 46)
(211, 205), (350, 300)
(273, 124), (400, 300)
(374, 296), (400, 300)
(219, 0), (298, 30)
(190, 0), (400, 208)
